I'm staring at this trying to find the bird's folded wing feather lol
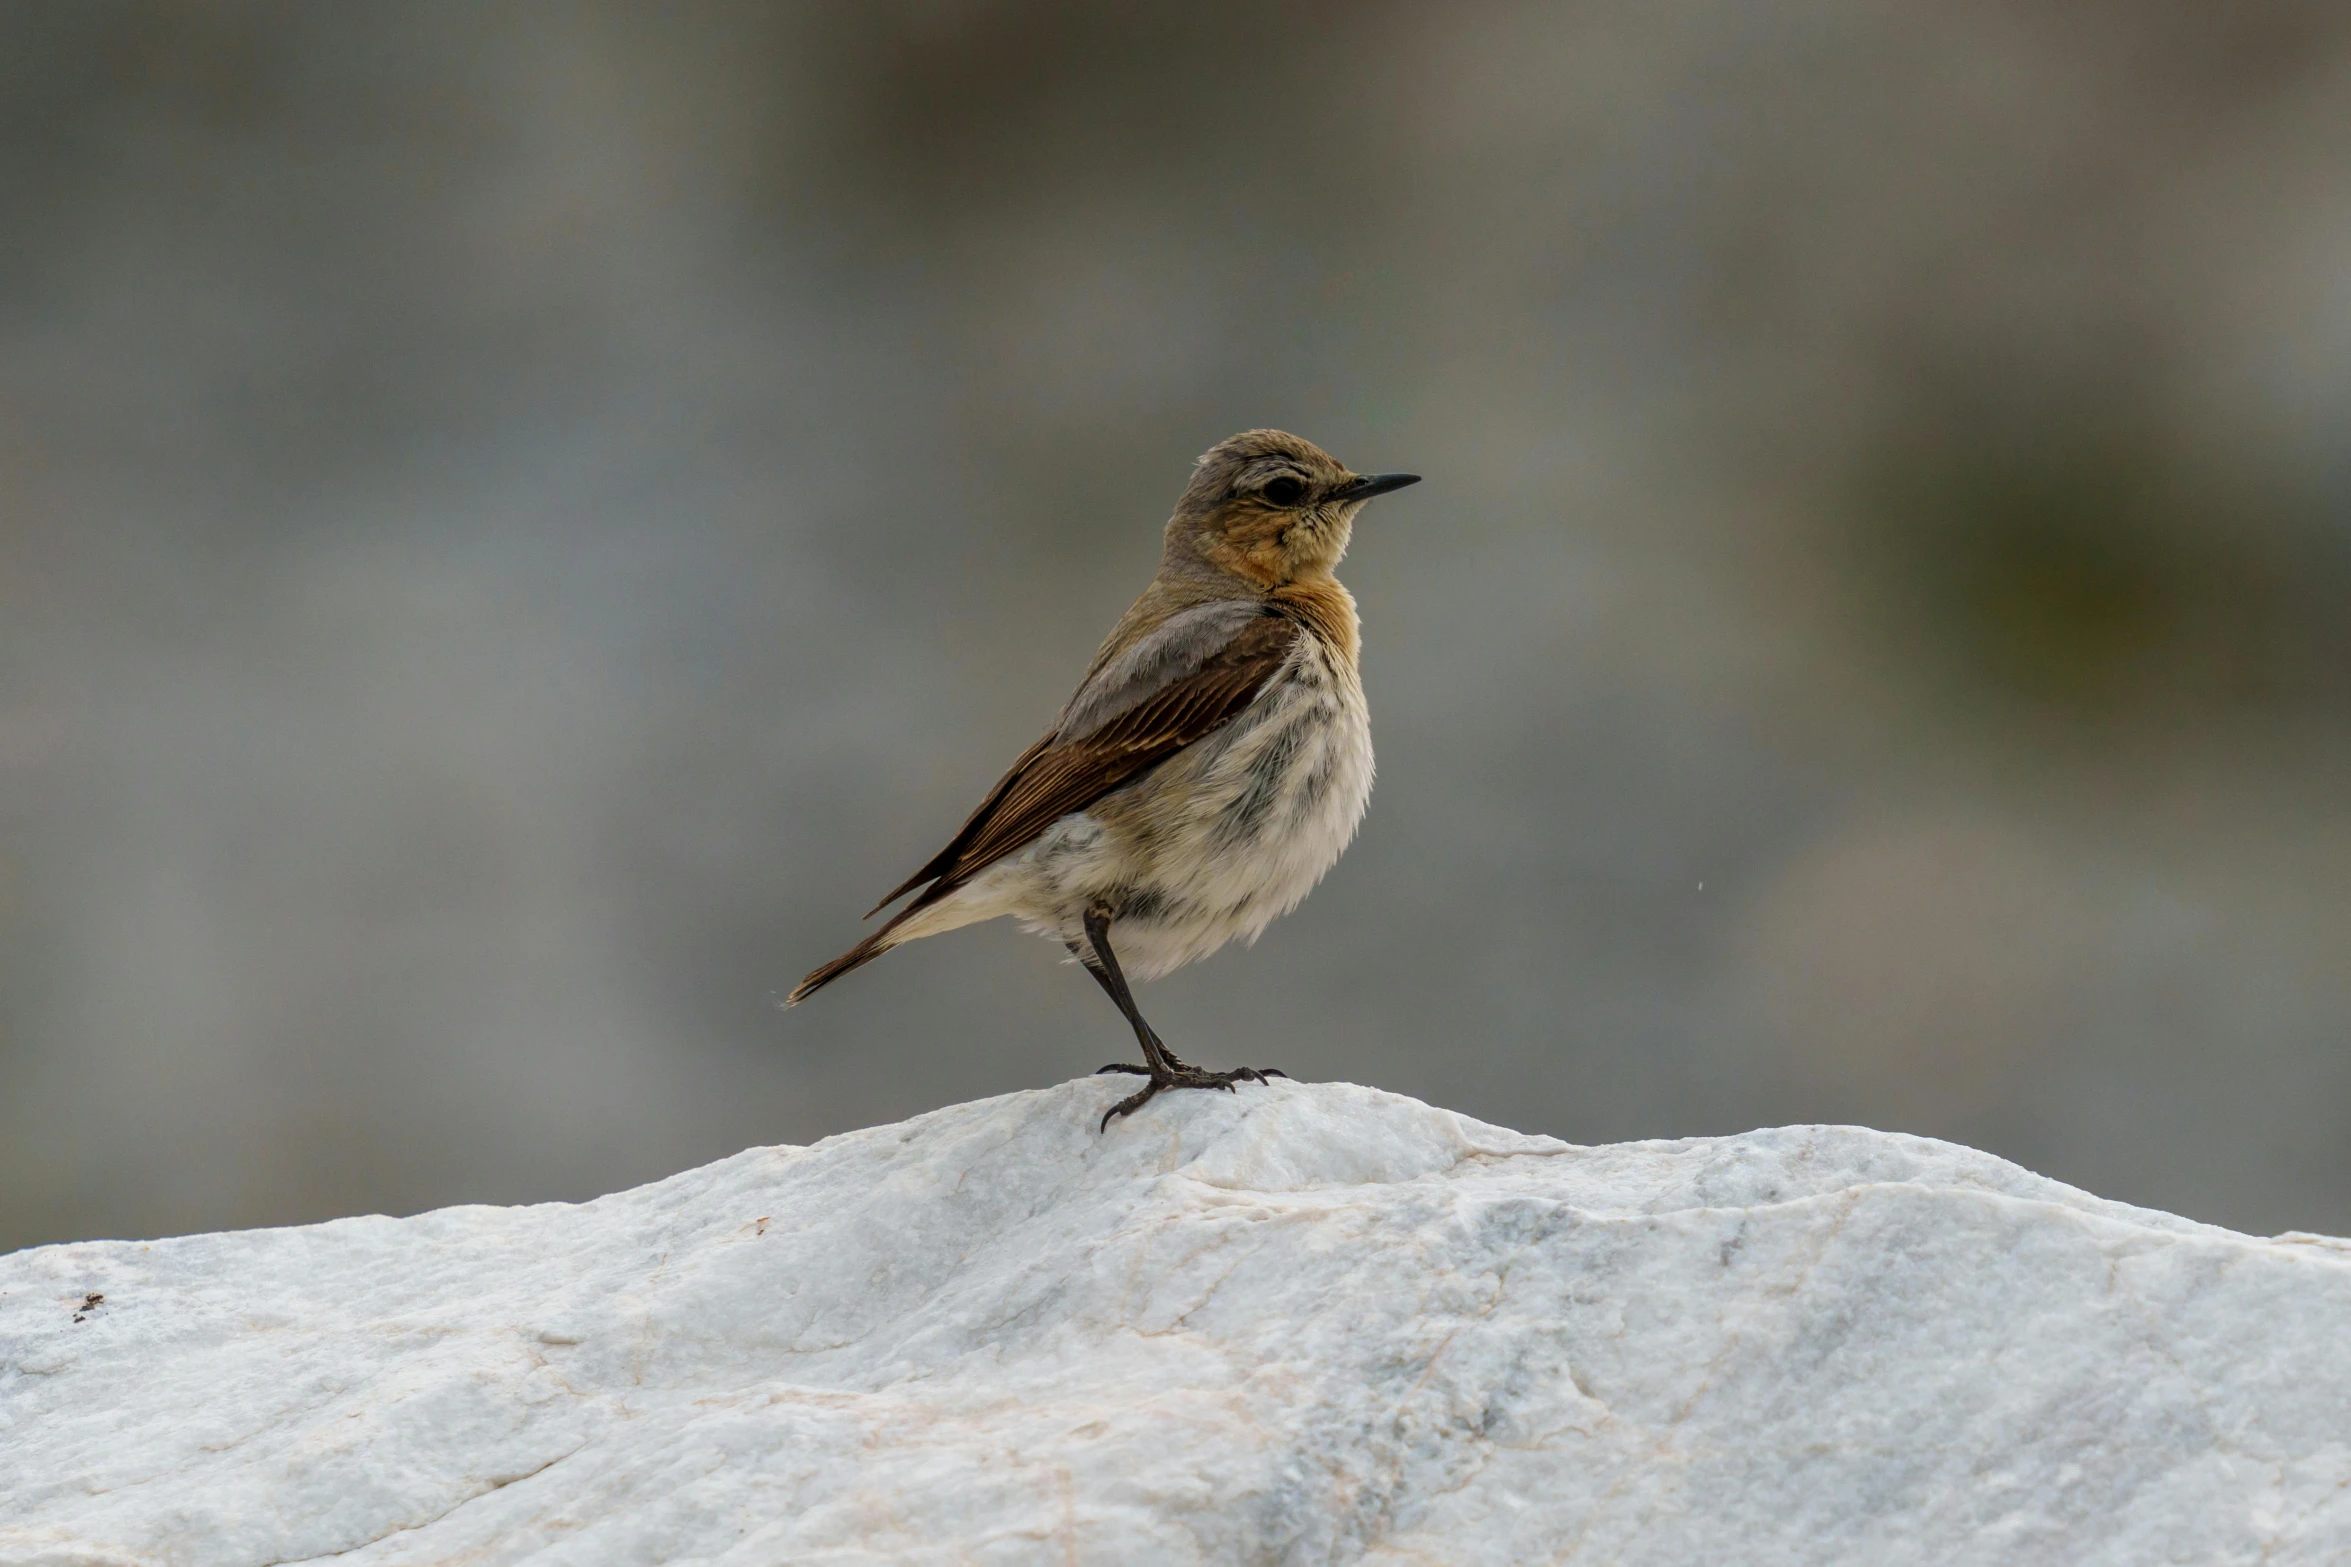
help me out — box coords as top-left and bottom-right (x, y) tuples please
(865, 607), (1300, 917)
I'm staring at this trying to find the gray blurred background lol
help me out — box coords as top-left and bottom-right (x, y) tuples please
(5, 1), (2350, 1251)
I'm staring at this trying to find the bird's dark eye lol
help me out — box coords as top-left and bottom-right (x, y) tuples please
(1262, 476), (1305, 507)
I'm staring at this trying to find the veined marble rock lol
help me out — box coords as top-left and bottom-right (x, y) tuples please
(4, 1078), (2348, 1565)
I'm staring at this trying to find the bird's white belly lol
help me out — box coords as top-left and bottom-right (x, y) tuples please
(988, 637), (1374, 980)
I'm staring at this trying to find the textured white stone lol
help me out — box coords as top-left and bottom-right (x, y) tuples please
(4, 1078), (2349, 1565)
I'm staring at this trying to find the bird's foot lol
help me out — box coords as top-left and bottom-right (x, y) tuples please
(1095, 1062), (1150, 1076)
(1098, 1063), (1287, 1131)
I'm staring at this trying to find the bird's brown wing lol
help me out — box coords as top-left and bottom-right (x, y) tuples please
(786, 609), (1300, 1006)
(867, 610), (1301, 916)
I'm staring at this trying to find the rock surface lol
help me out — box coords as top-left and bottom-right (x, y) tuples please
(3, 1078), (2349, 1565)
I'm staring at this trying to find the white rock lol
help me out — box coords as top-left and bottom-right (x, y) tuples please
(4, 1078), (2349, 1565)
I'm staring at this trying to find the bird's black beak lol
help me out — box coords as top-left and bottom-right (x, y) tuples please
(1344, 472), (1421, 500)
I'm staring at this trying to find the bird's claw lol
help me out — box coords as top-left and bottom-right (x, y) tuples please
(1097, 1063), (1288, 1131)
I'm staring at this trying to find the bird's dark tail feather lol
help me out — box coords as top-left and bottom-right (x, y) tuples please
(790, 875), (962, 1006)
(785, 928), (895, 1006)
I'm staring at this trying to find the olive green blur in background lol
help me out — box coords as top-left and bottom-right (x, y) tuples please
(5, 2), (2350, 1250)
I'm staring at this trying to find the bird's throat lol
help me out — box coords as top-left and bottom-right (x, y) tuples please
(1270, 574), (1361, 667)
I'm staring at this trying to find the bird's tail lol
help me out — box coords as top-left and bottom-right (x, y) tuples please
(789, 874), (1002, 1006)
(784, 926), (898, 1006)
(787, 884), (957, 1006)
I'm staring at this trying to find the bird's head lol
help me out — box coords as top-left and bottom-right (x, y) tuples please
(1167, 429), (1419, 588)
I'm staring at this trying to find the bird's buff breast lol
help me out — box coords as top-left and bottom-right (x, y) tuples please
(1002, 635), (1373, 979)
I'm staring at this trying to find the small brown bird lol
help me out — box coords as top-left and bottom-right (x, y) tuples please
(789, 430), (1419, 1127)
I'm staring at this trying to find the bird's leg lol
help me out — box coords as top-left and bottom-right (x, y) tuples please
(1070, 940), (1154, 1077)
(1075, 916), (1179, 1076)
(1082, 907), (1284, 1131)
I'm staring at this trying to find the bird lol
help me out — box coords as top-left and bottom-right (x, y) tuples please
(787, 429), (1419, 1128)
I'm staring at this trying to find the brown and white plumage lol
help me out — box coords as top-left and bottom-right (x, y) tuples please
(789, 429), (1418, 1124)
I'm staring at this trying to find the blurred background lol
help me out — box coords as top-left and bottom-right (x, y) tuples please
(5, 0), (2350, 1251)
